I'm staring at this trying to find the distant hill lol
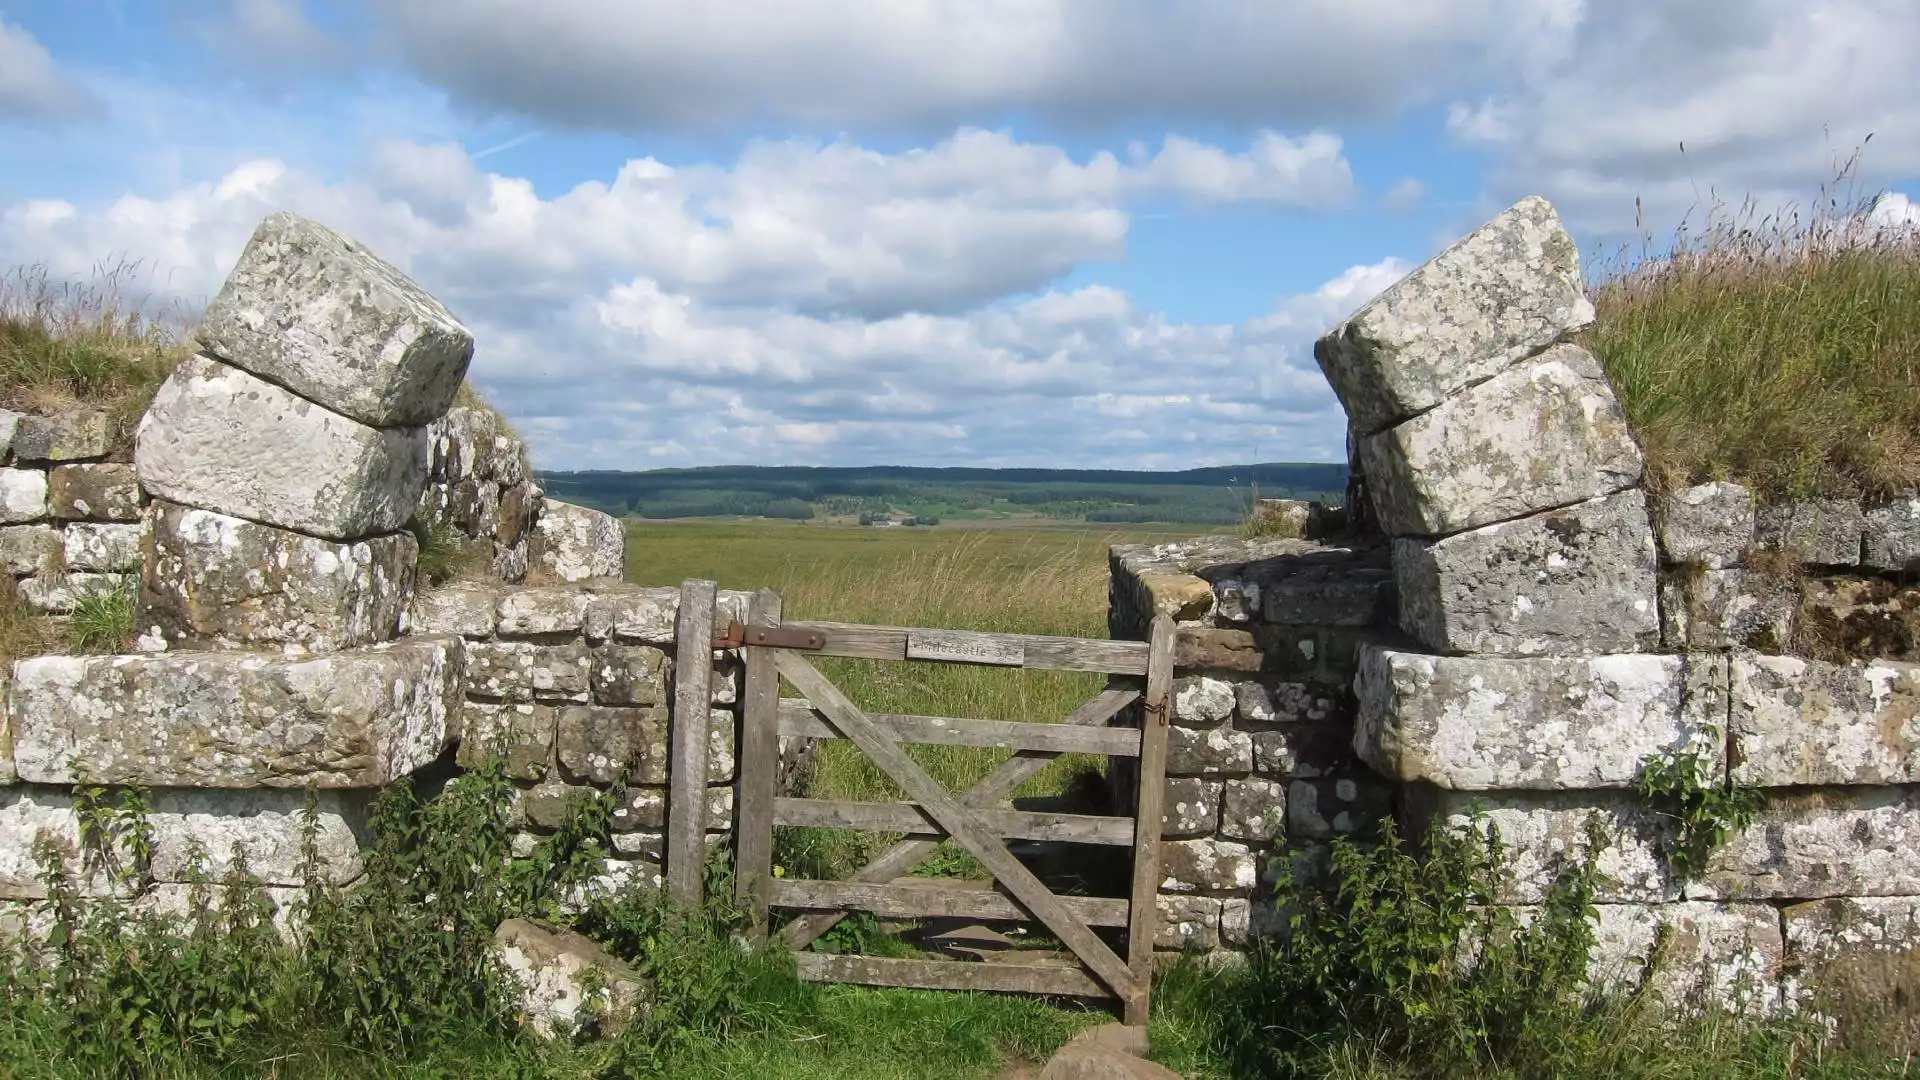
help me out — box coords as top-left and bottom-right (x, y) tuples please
(536, 462), (1348, 526)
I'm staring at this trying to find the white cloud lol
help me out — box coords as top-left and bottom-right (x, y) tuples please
(1451, 0), (1920, 235)
(1383, 178), (1427, 210)
(368, 0), (1573, 133)
(195, 0), (345, 82)
(1870, 191), (1920, 230)
(0, 17), (99, 124)
(0, 136), (1398, 469)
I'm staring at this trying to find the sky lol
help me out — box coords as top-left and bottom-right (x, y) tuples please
(1, 1), (1917, 473)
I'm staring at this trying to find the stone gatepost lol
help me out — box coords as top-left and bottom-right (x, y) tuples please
(131, 212), (475, 654)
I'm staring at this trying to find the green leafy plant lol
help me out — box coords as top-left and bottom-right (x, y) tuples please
(410, 520), (482, 586)
(1636, 738), (1761, 880)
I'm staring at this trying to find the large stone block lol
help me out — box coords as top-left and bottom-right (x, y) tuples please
(134, 355), (430, 541)
(137, 501), (416, 652)
(531, 500), (624, 583)
(1587, 903), (1783, 1010)
(1783, 896), (1920, 1009)
(496, 585), (596, 636)
(1696, 788), (1920, 900)
(409, 582), (500, 637)
(1754, 499), (1864, 566)
(1314, 196), (1594, 434)
(1354, 648), (1723, 790)
(467, 642), (592, 702)
(9, 635), (462, 788)
(1404, 788), (1678, 903)
(1655, 483), (1755, 569)
(0, 786), (366, 899)
(48, 463), (141, 522)
(1358, 344), (1644, 538)
(1730, 655), (1920, 786)
(1393, 490), (1659, 656)
(197, 212), (474, 427)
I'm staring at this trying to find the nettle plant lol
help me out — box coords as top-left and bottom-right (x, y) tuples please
(1634, 730), (1760, 881)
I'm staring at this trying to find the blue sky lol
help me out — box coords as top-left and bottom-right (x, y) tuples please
(2, 1), (1916, 472)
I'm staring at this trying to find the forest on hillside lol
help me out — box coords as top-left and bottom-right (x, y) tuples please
(537, 463), (1348, 525)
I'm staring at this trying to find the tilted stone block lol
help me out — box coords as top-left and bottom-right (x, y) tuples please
(1696, 788), (1920, 900)
(13, 410), (114, 463)
(197, 212), (474, 427)
(531, 499), (625, 583)
(1731, 656), (1920, 786)
(1754, 499), (1864, 566)
(9, 635), (462, 788)
(466, 642), (591, 702)
(1354, 648), (1724, 790)
(137, 501), (416, 652)
(1162, 777), (1221, 837)
(496, 585), (596, 637)
(134, 355), (429, 541)
(1394, 490), (1660, 656)
(1659, 568), (1796, 653)
(1403, 788), (1679, 903)
(409, 582), (501, 637)
(1655, 482), (1754, 569)
(0, 469), (47, 523)
(1358, 344), (1643, 538)
(1314, 195), (1594, 434)
(1159, 838), (1256, 893)
(458, 701), (556, 780)
(1864, 496), (1920, 572)
(48, 463), (142, 522)
(0, 786), (367, 899)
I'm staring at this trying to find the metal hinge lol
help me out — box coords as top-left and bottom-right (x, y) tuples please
(712, 619), (825, 651)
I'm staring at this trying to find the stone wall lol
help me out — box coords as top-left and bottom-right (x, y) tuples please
(1112, 195), (1920, 1010)
(0, 211), (646, 930)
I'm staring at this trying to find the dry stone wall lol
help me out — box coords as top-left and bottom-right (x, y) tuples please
(0, 211), (649, 933)
(1112, 195), (1920, 1010)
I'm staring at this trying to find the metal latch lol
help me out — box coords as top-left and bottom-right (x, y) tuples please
(712, 619), (825, 650)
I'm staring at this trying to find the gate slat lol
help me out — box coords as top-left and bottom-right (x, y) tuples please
(795, 953), (1106, 998)
(733, 588), (782, 936)
(666, 578), (717, 907)
(772, 651), (1141, 1008)
(780, 621), (1150, 675)
(1123, 615), (1176, 1027)
(770, 878), (1131, 926)
(777, 687), (1139, 952)
(773, 797), (1135, 845)
(776, 702), (1142, 756)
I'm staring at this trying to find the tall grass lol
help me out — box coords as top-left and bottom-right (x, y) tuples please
(1586, 167), (1920, 501)
(0, 263), (192, 436)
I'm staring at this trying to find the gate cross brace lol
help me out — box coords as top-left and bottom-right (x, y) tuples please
(771, 651), (1143, 1010)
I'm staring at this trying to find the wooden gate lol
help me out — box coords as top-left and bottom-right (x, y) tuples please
(727, 595), (1177, 1026)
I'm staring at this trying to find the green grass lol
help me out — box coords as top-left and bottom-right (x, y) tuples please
(0, 264), (191, 441)
(1586, 175), (1920, 501)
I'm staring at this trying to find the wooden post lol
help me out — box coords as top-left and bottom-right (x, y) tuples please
(1123, 614), (1175, 1026)
(733, 587), (782, 936)
(666, 578), (718, 908)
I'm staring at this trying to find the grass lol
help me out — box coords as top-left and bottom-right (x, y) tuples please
(0, 264), (192, 440)
(1585, 163), (1920, 501)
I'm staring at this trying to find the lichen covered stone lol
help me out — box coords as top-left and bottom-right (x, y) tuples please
(1359, 344), (1644, 537)
(1754, 499), (1865, 566)
(134, 355), (429, 541)
(197, 211), (474, 427)
(531, 500), (625, 583)
(1394, 490), (1659, 655)
(1314, 196), (1594, 434)
(9, 635), (462, 787)
(1655, 483), (1755, 569)
(1730, 655), (1920, 786)
(1354, 647), (1723, 790)
(48, 464), (141, 522)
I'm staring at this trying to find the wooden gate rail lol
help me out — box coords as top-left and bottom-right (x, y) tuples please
(731, 608), (1177, 1027)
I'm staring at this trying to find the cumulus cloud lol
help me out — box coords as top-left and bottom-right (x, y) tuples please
(1450, 0), (1920, 235)
(195, 0), (346, 82)
(0, 18), (100, 124)
(0, 135), (1394, 469)
(366, 0), (1569, 133)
